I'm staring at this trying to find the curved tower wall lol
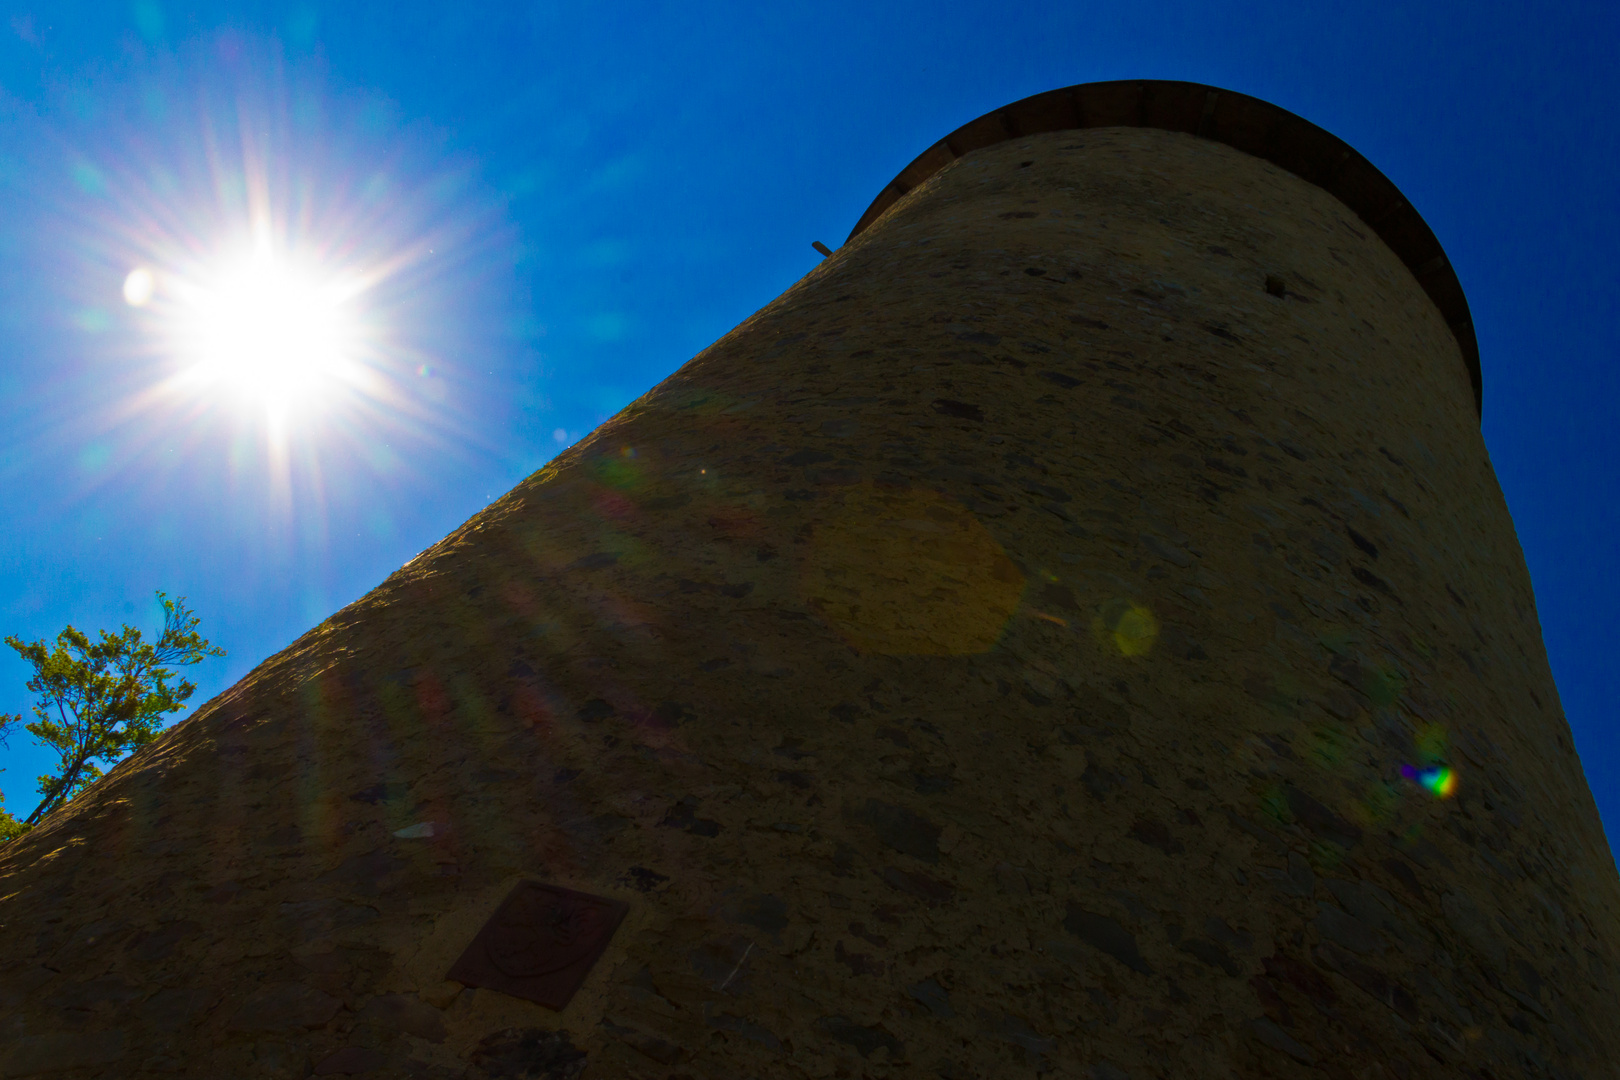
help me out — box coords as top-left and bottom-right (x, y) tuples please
(0, 93), (1616, 1080)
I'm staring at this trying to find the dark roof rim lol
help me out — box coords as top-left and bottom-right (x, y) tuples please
(845, 80), (1482, 418)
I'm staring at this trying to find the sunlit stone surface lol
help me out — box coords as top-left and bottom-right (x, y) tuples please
(2, 85), (1617, 1079)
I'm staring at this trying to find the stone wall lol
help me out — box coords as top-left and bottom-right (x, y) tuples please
(1, 124), (1614, 1079)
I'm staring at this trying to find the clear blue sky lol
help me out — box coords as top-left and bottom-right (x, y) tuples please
(0, 1), (1613, 857)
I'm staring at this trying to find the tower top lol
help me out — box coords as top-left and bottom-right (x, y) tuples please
(849, 80), (1482, 416)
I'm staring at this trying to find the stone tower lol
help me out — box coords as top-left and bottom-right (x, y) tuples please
(1, 81), (1616, 1079)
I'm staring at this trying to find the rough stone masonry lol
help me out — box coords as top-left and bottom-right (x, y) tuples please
(1, 81), (1616, 1079)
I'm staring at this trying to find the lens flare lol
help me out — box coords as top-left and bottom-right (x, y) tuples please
(802, 484), (1024, 656)
(122, 267), (156, 306)
(1093, 599), (1159, 656)
(1402, 763), (1458, 798)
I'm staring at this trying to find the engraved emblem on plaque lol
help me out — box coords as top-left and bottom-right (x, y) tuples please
(447, 881), (628, 1010)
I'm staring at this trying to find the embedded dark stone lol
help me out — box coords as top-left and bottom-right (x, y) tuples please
(1178, 938), (1242, 976)
(707, 1011), (782, 1050)
(660, 796), (721, 836)
(876, 726), (911, 748)
(1063, 905), (1153, 974)
(575, 699), (615, 722)
(0, 1032), (127, 1076)
(319, 850), (407, 894)
(1346, 526), (1379, 558)
(349, 782), (408, 805)
(1082, 761), (1125, 801)
(836, 940), (885, 976)
(1140, 534), (1194, 567)
(652, 700), (694, 724)
(1205, 917), (1253, 953)
(910, 769), (956, 795)
(1315, 944), (1419, 1022)
(1250, 1016), (1315, 1063)
(882, 866), (954, 905)
(275, 898), (381, 938)
(620, 866), (669, 893)
(314, 1046), (391, 1075)
(125, 921), (200, 965)
(1352, 565), (1393, 594)
(1262, 954), (1338, 1009)
(1039, 583), (1080, 611)
(773, 736), (809, 759)
(852, 800), (941, 862)
(1164, 625), (1211, 663)
(468, 1028), (586, 1080)
(1128, 816), (1184, 855)
(907, 979), (954, 1018)
(1284, 786), (1363, 848)
(986, 1013), (1055, 1056)
(931, 399), (984, 422)
(227, 982), (341, 1031)
(1327, 653), (1368, 693)
(1024, 480), (1072, 501)
(354, 993), (447, 1042)
(732, 894), (788, 936)
(1381, 857), (1425, 901)
(1316, 904), (1384, 955)
(1324, 878), (1408, 941)
(818, 1016), (904, 1059)
(138, 986), (218, 1029)
(689, 936), (755, 994)
(611, 1023), (683, 1066)
(46, 977), (137, 1011)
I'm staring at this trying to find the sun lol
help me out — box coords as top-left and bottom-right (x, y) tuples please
(151, 244), (364, 413)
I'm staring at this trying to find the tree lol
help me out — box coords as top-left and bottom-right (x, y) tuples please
(0, 724), (25, 842)
(1, 592), (224, 831)
(0, 797), (23, 841)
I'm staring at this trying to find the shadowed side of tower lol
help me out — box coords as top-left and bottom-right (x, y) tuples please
(1, 84), (1616, 1079)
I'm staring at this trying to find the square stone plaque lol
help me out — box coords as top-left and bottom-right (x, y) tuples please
(447, 881), (628, 1010)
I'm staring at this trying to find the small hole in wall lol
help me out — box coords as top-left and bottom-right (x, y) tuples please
(1265, 274), (1288, 298)
(1019, 160), (1034, 167)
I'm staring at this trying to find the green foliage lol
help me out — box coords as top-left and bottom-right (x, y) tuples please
(1, 592), (223, 831)
(0, 784), (27, 841)
(0, 711), (29, 842)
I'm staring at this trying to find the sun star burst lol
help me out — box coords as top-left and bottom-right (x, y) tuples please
(157, 244), (363, 413)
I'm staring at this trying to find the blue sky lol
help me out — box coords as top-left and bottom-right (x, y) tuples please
(0, 1), (1613, 856)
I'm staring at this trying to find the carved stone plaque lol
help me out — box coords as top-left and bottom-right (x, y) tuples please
(447, 881), (628, 1010)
